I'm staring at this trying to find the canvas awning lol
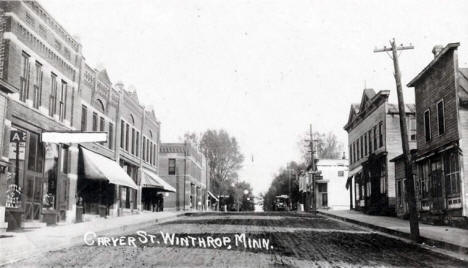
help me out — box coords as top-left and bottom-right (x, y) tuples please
(142, 169), (176, 192)
(346, 165), (362, 190)
(80, 147), (137, 189)
(207, 191), (219, 202)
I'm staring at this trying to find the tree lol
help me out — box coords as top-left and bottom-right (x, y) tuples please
(199, 129), (244, 196)
(298, 131), (344, 161)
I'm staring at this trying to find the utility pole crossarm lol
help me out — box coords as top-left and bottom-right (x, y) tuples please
(374, 43), (414, 53)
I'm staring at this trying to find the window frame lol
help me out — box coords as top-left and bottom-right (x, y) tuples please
(424, 109), (431, 142)
(168, 158), (176, 175)
(437, 100), (445, 136)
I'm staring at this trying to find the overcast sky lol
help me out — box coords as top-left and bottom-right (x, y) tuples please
(39, 0), (468, 195)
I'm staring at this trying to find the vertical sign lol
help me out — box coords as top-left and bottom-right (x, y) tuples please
(10, 130), (27, 185)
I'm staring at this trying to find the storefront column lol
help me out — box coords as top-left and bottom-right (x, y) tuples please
(109, 185), (119, 217)
(0, 117), (11, 231)
(137, 185), (142, 212)
(66, 145), (78, 224)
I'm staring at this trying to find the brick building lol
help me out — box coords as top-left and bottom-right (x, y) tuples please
(0, 1), (170, 231)
(405, 43), (468, 226)
(159, 143), (208, 211)
(344, 88), (416, 215)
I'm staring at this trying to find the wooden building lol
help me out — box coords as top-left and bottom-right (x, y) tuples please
(406, 43), (468, 227)
(344, 89), (416, 215)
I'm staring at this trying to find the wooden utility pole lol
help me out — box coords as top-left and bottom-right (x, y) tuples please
(374, 39), (420, 242)
(305, 124), (317, 212)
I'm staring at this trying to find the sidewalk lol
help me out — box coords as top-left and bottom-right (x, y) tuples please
(0, 211), (185, 265)
(319, 209), (468, 253)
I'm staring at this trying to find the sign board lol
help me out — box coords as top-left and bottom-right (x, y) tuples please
(9, 143), (25, 160)
(41, 132), (107, 144)
(9, 130), (26, 160)
(10, 130), (26, 143)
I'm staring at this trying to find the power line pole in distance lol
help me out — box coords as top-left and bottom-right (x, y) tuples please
(374, 38), (420, 242)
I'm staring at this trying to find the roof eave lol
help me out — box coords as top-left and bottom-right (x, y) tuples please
(407, 43), (460, 87)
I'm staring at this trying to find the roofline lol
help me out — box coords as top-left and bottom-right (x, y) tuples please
(344, 90), (390, 131)
(407, 43), (460, 87)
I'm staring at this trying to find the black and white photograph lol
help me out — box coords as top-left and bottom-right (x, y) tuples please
(0, 0), (468, 267)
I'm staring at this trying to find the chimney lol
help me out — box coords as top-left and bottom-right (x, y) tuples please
(432, 45), (444, 58)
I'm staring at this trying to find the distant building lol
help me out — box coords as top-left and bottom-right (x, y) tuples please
(315, 159), (349, 210)
(344, 89), (416, 215)
(405, 43), (468, 226)
(159, 143), (208, 211)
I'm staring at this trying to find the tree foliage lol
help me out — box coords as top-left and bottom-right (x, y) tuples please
(184, 129), (244, 196)
(298, 131), (344, 161)
(263, 161), (304, 211)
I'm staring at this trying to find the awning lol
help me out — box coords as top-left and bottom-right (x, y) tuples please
(207, 191), (219, 202)
(80, 147), (137, 189)
(142, 169), (176, 192)
(346, 165), (363, 190)
(347, 165), (362, 178)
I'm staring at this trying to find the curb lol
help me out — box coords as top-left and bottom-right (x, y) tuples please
(0, 212), (187, 266)
(318, 211), (468, 255)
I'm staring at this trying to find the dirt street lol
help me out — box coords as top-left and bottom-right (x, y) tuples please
(7, 212), (468, 267)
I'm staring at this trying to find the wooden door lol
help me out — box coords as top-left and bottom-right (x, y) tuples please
(431, 159), (444, 210)
(23, 132), (44, 221)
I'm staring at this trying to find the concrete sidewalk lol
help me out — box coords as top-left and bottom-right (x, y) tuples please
(319, 209), (468, 254)
(0, 211), (185, 265)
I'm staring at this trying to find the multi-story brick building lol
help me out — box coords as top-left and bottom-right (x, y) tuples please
(159, 143), (208, 211)
(344, 88), (416, 215)
(0, 1), (169, 231)
(406, 43), (468, 226)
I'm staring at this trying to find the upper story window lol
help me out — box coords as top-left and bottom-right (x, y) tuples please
(349, 145), (352, 164)
(437, 100), (445, 136)
(378, 122), (383, 147)
(373, 126), (377, 151)
(81, 105), (87, 131)
(131, 128), (135, 155)
(424, 110), (431, 142)
(364, 134), (368, 156)
(96, 99), (105, 114)
(108, 122), (114, 150)
(20, 52), (31, 102)
(338, 170), (344, 177)
(38, 24), (47, 38)
(33, 61), (43, 109)
(99, 117), (105, 132)
(125, 123), (129, 151)
(92, 112), (98, 131)
(135, 131), (140, 157)
(168, 159), (176, 175)
(59, 81), (67, 122)
(368, 130), (372, 154)
(49, 73), (57, 116)
(120, 120), (125, 149)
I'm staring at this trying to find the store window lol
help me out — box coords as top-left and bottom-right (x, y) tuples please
(444, 152), (460, 195)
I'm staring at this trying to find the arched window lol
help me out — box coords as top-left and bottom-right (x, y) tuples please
(96, 99), (105, 113)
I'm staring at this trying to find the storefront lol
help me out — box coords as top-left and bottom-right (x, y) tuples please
(5, 126), (71, 229)
(141, 168), (175, 211)
(416, 147), (462, 225)
(77, 146), (137, 218)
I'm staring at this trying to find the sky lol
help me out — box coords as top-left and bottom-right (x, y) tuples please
(39, 0), (468, 195)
